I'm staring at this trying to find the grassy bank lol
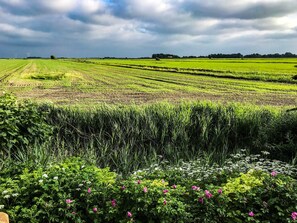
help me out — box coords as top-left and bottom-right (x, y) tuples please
(41, 102), (297, 174)
(1, 93), (296, 174)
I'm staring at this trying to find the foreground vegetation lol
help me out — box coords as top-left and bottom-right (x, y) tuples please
(0, 154), (296, 222)
(1, 93), (296, 174)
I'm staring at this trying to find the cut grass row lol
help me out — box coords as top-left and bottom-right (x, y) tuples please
(93, 58), (297, 83)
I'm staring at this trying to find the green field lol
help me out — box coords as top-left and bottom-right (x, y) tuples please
(0, 58), (297, 106)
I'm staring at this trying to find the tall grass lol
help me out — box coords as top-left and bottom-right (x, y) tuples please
(39, 102), (297, 174)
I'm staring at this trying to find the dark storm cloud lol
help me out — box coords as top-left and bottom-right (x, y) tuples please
(181, 0), (297, 19)
(0, 0), (296, 58)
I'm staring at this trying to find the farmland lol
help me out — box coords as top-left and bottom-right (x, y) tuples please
(0, 58), (297, 106)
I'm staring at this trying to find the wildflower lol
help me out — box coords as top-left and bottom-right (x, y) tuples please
(198, 197), (204, 204)
(4, 195), (10, 199)
(0, 205), (4, 209)
(205, 190), (213, 199)
(12, 193), (19, 197)
(172, 184), (177, 189)
(2, 190), (8, 195)
(192, 186), (200, 191)
(127, 211), (133, 218)
(137, 180), (141, 184)
(292, 212), (297, 221)
(72, 212), (76, 215)
(53, 176), (58, 180)
(143, 187), (148, 193)
(66, 199), (73, 204)
(39, 179), (43, 183)
(111, 199), (117, 207)
(87, 181), (91, 185)
(249, 211), (254, 217)
(93, 207), (98, 213)
(78, 184), (83, 187)
(163, 199), (167, 205)
(42, 174), (48, 178)
(218, 188), (223, 194)
(121, 185), (126, 190)
(88, 188), (91, 193)
(271, 171), (277, 177)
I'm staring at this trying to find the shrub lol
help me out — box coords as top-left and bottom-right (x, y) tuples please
(0, 158), (116, 222)
(0, 93), (52, 156)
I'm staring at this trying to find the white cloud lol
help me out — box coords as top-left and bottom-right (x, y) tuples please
(78, 0), (105, 14)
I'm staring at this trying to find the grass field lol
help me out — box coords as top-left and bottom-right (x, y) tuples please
(0, 58), (297, 106)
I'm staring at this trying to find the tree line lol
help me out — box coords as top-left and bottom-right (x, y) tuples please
(152, 52), (297, 59)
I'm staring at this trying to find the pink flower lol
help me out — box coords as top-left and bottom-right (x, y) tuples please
(121, 185), (126, 190)
(127, 211), (133, 218)
(111, 199), (117, 207)
(172, 184), (177, 189)
(163, 189), (169, 194)
(192, 185), (200, 191)
(249, 211), (255, 217)
(271, 171), (277, 177)
(292, 212), (297, 221)
(72, 212), (76, 215)
(66, 199), (73, 204)
(93, 207), (98, 213)
(198, 197), (204, 204)
(218, 188), (223, 194)
(204, 190), (213, 199)
(137, 180), (141, 184)
(163, 199), (167, 205)
(143, 187), (148, 193)
(88, 188), (91, 193)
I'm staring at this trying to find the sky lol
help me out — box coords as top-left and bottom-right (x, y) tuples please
(0, 0), (297, 58)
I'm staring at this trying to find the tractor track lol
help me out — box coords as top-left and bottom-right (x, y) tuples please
(0, 63), (28, 82)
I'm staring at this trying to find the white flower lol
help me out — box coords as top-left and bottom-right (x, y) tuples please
(2, 190), (8, 195)
(39, 179), (43, 183)
(4, 195), (10, 199)
(87, 181), (91, 185)
(42, 174), (48, 178)
(53, 176), (58, 180)
(12, 193), (19, 197)
(0, 205), (4, 209)
(78, 184), (83, 187)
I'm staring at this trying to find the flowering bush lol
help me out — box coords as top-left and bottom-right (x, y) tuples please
(0, 157), (116, 222)
(0, 154), (296, 222)
(104, 178), (190, 222)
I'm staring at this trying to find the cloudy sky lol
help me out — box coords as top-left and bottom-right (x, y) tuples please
(0, 0), (297, 58)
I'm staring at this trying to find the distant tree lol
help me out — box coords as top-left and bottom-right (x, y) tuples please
(50, 55), (56, 59)
(152, 53), (180, 59)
